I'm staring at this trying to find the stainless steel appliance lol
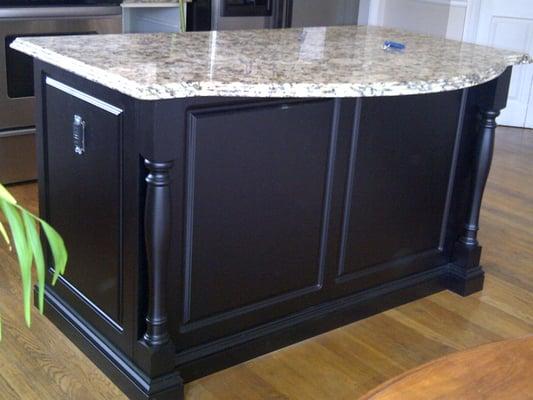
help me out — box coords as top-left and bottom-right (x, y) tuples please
(209, 0), (359, 31)
(0, 3), (121, 184)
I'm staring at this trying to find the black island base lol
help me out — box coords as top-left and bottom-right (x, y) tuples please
(34, 62), (512, 399)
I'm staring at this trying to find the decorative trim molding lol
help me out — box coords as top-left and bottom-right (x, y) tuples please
(175, 264), (450, 366)
(336, 99), (362, 277)
(438, 89), (468, 250)
(56, 274), (123, 332)
(45, 77), (123, 115)
(180, 99), (339, 332)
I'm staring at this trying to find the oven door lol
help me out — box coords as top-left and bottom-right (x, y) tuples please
(0, 6), (121, 131)
(222, 0), (273, 17)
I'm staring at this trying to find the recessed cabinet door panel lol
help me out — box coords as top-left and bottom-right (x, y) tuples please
(44, 78), (126, 344)
(180, 100), (337, 339)
(336, 92), (462, 289)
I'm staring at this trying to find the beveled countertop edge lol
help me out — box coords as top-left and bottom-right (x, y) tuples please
(11, 38), (143, 99)
(11, 37), (531, 101)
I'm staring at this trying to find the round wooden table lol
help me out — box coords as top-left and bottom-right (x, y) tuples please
(360, 336), (533, 399)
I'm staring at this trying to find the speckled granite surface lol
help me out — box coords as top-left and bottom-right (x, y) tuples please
(11, 25), (531, 100)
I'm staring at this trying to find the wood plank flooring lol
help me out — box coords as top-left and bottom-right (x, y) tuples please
(0, 126), (531, 400)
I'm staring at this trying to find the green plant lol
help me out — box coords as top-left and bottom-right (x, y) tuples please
(179, 0), (186, 33)
(0, 183), (67, 340)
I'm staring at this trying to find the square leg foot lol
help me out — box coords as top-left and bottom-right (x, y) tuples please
(446, 264), (485, 297)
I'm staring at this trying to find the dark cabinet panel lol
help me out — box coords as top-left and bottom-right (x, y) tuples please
(43, 77), (127, 346)
(336, 92), (463, 287)
(179, 100), (337, 338)
(32, 58), (509, 399)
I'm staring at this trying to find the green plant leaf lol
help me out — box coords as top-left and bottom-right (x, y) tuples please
(8, 201), (68, 286)
(0, 220), (11, 250)
(0, 200), (33, 327)
(22, 211), (45, 314)
(0, 189), (68, 337)
(0, 183), (17, 204)
(40, 219), (67, 285)
(179, 0), (186, 32)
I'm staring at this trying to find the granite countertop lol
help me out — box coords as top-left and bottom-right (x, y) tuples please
(11, 25), (531, 100)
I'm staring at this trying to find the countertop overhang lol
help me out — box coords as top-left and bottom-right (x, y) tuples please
(11, 25), (531, 100)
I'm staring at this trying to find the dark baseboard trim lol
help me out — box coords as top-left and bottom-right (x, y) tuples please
(41, 288), (183, 400)
(177, 264), (455, 381)
(40, 262), (484, 396)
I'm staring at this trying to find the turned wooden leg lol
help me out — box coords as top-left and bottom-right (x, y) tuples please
(136, 158), (183, 400)
(449, 109), (499, 296)
(144, 159), (173, 346)
(458, 110), (499, 248)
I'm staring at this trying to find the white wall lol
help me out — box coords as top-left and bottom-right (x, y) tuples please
(363, 0), (467, 40)
(446, 1), (468, 40)
(358, 0), (371, 25)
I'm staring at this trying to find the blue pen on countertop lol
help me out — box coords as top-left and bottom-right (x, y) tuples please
(383, 40), (406, 52)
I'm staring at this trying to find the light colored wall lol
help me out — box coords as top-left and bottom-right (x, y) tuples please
(364, 0), (467, 40)
(382, 0), (450, 37)
(358, 0), (371, 24)
(446, 1), (468, 40)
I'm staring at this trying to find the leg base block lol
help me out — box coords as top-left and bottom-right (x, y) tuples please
(446, 263), (485, 297)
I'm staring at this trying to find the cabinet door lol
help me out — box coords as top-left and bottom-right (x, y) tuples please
(43, 77), (131, 353)
(333, 92), (462, 293)
(174, 99), (339, 348)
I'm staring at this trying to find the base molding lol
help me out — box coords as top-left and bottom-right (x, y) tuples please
(446, 263), (485, 296)
(42, 289), (183, 400)
(177, 264), (450, 381)
(446, 242), (485, 296)
(41, 262), (484, 398)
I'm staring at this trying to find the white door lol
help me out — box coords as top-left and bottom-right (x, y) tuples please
(464, 0), (533, 127)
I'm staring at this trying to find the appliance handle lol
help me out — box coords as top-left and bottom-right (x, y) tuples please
(283, 0), (293, 28)
(266, 0), (273, 13)
(273, 0), (289, 28)
(0, 6), (122, 20)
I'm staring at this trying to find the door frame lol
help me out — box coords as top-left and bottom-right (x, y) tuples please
(462, 0), (533, 128)
(462, 0), (483, 43)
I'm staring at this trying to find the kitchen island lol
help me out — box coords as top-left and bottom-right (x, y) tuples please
(12, 26), (530, 400)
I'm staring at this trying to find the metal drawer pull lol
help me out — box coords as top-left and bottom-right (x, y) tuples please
(73, 115), (86, 155)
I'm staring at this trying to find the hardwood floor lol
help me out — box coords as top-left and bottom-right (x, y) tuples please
(0, 126), (532, 400)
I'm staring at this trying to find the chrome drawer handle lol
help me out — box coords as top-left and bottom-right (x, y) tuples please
(73, 115), (86, 155)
